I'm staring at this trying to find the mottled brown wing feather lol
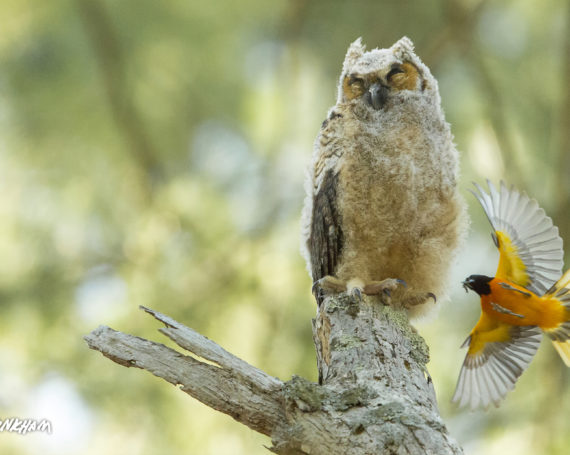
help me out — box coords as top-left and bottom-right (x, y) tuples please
(309, 169), (344, 294)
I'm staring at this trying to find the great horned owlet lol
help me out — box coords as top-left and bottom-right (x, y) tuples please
(301, 37), (468, 318)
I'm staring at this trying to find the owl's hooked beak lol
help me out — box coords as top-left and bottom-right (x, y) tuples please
(366, 82), (389, 110)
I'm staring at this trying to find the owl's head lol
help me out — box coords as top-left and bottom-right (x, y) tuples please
(336, 37), (437, 110)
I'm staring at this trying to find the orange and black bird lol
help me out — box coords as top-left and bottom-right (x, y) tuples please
(453, 181), (570, 409)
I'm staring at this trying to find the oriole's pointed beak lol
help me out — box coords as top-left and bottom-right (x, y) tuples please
(462, 278), (474, 293)
(366, 82), (389, 110)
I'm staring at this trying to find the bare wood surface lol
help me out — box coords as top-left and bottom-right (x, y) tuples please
(85, 297), (463, 454)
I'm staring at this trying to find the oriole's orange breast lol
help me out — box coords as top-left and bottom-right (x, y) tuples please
(481, 278), (566, 329)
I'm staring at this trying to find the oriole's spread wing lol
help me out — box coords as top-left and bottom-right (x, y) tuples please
(452, 312), (542, 409)
(309, 169), (343, 284)
(471, 180), (563, 295)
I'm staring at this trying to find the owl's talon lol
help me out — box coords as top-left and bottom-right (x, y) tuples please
(311, 280), (322, 295)
(401, 292), (438, 308)
(350, 287), (363, 302)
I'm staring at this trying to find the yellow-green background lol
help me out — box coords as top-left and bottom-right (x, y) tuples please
(1, 0), (569, 453)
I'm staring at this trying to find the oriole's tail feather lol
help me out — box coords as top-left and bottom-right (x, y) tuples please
(544, 270), (570, 366)
(546, 269), (570, 303)
(552, 341), (570, 367)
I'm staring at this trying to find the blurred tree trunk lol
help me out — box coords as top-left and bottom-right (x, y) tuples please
(85, 298), (463, 454)
(556, 2), (570, 242)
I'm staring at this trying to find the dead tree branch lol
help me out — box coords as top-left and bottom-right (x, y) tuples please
(85, 297), (463, 454)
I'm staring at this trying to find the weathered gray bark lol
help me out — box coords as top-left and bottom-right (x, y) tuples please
(85, 296), (463, 454)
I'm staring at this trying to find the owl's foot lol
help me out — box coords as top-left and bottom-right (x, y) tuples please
(400, 292), (437, 309)
(363, 278), (407, 296)
(312, 276), (365, 303)
(346, 278), (406, 302)
(312, 276), (407, 303)
(312, 275), (346, 295)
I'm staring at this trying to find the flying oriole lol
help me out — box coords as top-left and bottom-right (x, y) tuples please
(453, 181), (570, 410)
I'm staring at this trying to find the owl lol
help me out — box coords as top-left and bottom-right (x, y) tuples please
(301, 37), (468, 318)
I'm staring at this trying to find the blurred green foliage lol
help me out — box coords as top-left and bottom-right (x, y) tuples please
(0, 0), (569, 454)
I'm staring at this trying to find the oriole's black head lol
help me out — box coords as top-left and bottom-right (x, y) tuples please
(462, 275), (493, 296)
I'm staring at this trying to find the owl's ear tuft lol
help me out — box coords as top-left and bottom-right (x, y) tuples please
(391, 36), (415, 61)
(342, 38), (365, 72)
